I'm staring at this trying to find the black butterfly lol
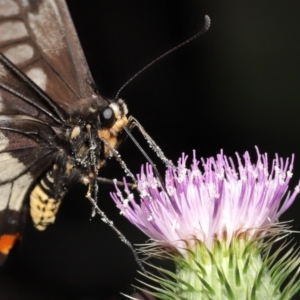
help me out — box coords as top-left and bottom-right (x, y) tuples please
(0, 0), (136, 264)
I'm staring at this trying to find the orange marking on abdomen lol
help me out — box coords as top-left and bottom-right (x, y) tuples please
(0, 234), (19, 254)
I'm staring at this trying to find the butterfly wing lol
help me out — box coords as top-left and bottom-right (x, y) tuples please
(0, 52), (65, 263)
(0, 0), (101, 263)
(0, 0), (96, 111)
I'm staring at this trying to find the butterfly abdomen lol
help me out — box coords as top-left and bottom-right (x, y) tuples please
(30, 166), (65, 231)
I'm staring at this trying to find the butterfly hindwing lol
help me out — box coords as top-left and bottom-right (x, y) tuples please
(0, 51), (66, 262)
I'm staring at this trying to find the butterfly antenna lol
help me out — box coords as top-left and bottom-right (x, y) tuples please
(115, 15), (211, 99)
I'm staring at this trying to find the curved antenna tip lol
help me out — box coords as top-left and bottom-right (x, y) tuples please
(204, 15), (211, 31)
(115, 14), (212, 99)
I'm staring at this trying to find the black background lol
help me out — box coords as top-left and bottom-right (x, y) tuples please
(1, 0), (300, 299)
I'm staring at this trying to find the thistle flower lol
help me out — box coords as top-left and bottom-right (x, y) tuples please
(111, 148), (300, 299)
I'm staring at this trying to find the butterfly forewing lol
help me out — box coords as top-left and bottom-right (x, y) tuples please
(0, 0), (96, 111)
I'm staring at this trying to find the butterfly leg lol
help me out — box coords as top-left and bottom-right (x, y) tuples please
(84, 180), (146, 273)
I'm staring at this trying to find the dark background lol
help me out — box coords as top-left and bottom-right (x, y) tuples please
(1, 0), (300, 299)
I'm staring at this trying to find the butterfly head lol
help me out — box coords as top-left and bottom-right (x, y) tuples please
(66, 97), (128, 172)
(97, 98), (128, 156)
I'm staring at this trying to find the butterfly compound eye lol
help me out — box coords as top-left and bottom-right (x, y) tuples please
(100, 107), (115, 127)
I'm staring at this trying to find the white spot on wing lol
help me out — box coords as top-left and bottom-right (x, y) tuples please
(0, 0), (20, 17)
(28, 1), (65, 54)
(0, 153), (28, 182)
(9, 173), (33, 210)
(26, 67), (47, 90)
(0, 96), (3, 112)
(0, 151), (34, 210)
(0, 182), (11, 210)
(3, 44), (34, 65)
(19, 0), (29, 7)
(0, 21), (28, 42)
(0, 131), (9, 151)
(0, 64), (8, 77)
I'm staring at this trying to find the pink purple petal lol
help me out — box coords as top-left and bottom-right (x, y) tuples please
(110, 148), (300, 253)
